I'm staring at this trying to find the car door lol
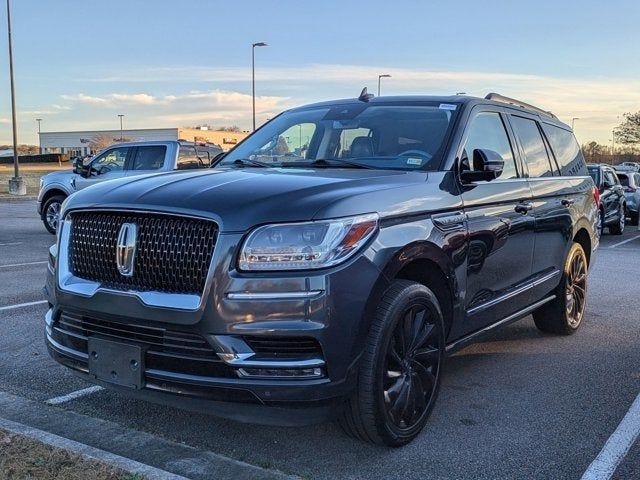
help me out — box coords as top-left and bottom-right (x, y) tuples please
(508, 115), (577, 298)
(125, 145), (168, 177)
(601, 168), (623, 223)
(458, 108), (535, 334)
(74, 146), (131, 191)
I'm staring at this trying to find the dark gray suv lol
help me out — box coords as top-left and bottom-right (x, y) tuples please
(44, 93), (599, 446)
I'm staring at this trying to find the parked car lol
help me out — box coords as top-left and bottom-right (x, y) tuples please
(587, 164), (626, 235)
(44, 93), (599, 446)
(616, 171), (640, 225)
(37, 140), (223, 234)
(620, 162), (640, 172)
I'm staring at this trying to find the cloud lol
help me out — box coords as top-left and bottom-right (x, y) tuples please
(0, 118), (9, 124)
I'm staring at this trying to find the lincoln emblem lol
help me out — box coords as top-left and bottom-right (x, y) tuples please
(115, 223), (137, 277)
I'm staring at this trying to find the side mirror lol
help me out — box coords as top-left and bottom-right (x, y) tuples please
(72, 157), (82, 174)
(460, 149), (505, 183)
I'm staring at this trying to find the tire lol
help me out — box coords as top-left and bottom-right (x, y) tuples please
(533, 242), (588, 335)
(630, 211), (639, 226)
(41, 195), (65, 234)
(609, 205), (625, 235)
(597, 209), (605, 236)
(338, 280), (446, 447)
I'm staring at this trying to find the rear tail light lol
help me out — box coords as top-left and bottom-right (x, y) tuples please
(593, 186), (601, 207)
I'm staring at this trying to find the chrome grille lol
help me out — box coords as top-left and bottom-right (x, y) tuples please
(69, 211), (218, 295)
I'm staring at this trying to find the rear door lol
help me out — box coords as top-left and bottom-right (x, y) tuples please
(508, 115), (583, 299)
(458, 107), (535, 334)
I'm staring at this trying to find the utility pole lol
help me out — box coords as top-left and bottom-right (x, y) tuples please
(377, 74), (391, 96)
(36, 118), (42, 154)
(6, 0), (25, 195)
(252, 42), (267, 131)
(118, 114), (124, 141)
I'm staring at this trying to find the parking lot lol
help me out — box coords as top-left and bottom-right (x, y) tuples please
(1, 199), (639, 479)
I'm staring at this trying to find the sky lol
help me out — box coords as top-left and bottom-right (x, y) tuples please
(0, 0), (639, 146)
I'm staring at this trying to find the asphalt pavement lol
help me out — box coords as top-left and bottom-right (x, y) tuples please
(1, 200), (640, 480)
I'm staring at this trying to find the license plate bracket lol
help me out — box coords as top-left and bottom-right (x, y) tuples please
(87, 337), (145, 389)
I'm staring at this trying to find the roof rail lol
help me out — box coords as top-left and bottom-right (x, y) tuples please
(485, 93), (557, 119)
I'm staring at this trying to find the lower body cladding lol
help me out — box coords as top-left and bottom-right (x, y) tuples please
(44, 256), (386, 426)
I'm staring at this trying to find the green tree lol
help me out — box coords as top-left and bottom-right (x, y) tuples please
(615, 112), (640, 146)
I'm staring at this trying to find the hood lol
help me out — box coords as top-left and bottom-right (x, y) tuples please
(65, 167), (456, 232)
(43, 169), (74, 182)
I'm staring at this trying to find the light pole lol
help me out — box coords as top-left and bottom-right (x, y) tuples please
(571, 117), (579, 130)
(118, 114), (124, 141)
(377, 74), (391, 96)
(36, 118), (42, 154)
(6, 0), (24, 195)
(252, 42), (268, 131)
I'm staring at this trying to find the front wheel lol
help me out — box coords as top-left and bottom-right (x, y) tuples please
(41, 195), (65, 234)
(338, 280), (445, 446)
(533, 242), (588, 335)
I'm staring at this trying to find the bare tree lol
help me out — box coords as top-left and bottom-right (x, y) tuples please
(89, 134), (117, 152)
(216, 125), (241, 132)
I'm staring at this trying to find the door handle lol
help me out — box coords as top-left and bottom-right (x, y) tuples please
(514, 202), (533, 214)
(561, 198), (575, 207)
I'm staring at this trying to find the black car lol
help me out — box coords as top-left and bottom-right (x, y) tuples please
(44, 93), (599, 446)
(587, 164), (626, 235)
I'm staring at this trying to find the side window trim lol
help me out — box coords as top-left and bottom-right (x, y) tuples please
(537, 123), (561, 176)
(457, 106), (522, 180)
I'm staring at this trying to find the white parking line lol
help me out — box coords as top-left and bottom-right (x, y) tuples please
(0, 300), (48, 312)
(581, 392), (640, 480)
(0, 242), (22, 246)
(609, 234), (640, 249)
(45, 386), (104, 405)
(0, 260), (47, 269)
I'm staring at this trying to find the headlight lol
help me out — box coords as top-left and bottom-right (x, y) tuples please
(239, 213), (378, 271)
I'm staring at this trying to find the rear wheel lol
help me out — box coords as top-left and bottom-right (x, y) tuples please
(338, 280), (445, 446)
(609, 205), (625, 235)
(41, 195), (65, 234)
(533, 242), (588, 335)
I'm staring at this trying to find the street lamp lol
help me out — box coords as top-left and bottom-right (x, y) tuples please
(5, 0), (24, 195)
(571, 117), (579, 130)
(36, 118), (42, 154)
(118, 114), (125, 141)
(377, 74), (391, 96)
(252, 42), (268, 131)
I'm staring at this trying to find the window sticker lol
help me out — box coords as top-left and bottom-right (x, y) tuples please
(439, 103), (457, 110)
(406, 157), (423, 166)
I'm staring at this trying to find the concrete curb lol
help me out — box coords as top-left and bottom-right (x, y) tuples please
(0, 416), (190, 480)
(0, 391), (297, 480)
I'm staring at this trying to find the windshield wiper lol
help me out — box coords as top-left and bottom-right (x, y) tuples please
(309, 158), (377, 169)
(228, 158), (274, 168)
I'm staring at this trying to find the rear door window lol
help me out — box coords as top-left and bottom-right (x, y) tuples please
(510, 116), (554, 178)
(542, 124), (587, 176)
(130, 145), (167, 171)
(618, 174), (629, 187)
(178, 146), (210, 169)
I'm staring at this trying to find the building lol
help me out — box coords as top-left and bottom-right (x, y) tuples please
(39, 126), (250, 157)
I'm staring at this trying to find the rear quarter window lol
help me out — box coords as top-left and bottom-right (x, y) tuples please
(542, 123), (588, 176)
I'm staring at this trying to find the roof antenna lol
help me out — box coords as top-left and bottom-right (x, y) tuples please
(358, 87), (374, 102)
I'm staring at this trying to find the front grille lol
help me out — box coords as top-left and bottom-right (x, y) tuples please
(244, 336), (323, 358)
(53, 311), (236, 378)
(69, 211), (218, 295)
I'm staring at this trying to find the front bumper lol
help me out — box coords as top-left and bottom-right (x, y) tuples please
(45, 232), (388, 424)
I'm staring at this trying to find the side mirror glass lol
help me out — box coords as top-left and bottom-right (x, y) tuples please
(460, 149), (505, 183)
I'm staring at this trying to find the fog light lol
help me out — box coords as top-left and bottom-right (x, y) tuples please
(238, 367), (323, 379)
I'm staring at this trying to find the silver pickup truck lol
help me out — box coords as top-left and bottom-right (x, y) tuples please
(37, 140), (223, 233)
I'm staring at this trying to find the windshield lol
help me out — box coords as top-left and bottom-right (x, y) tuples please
(219, 103), (459, 171)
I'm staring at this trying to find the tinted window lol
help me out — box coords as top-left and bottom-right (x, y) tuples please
(178, 146), (210, 170)
(510, 116), (553, 178)
(587, 167), (600, 185)
(542, 124), (587, 176)
(463, 112), (518, 179)
(618, 173), (629, 187)
(90, 147), (128, 176)
(131, 145), (166, 171)
(605, 170), (619, 185)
